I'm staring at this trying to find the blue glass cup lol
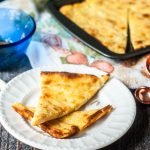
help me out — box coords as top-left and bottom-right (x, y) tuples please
(0, 8), (36, 70)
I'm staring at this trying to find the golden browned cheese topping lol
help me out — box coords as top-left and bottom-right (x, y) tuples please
(60, 0), (150, 53)
(31, 72), (109, 125)
(12, 102), (113, 138)
(129, 0), (150, 50)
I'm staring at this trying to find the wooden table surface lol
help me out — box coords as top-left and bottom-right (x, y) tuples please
(0, 55), (149, 150)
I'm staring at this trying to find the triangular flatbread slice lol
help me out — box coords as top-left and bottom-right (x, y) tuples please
(12, 102), (113, 138)
(129, 0), (150, 50)
(60, 0), (128, 54)
(32, 72), (109, 125)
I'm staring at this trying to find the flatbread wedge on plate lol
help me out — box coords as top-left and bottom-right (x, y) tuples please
(32, 72), (109, 125)
(12, 102), (113, 139)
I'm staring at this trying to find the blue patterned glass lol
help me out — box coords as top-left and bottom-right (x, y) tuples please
(0, 8), (36, 70)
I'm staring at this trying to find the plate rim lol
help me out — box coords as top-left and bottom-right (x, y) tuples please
(0, 64), (136, 150)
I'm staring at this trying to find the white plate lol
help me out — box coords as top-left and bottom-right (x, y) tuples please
(0, 64), (136, 150)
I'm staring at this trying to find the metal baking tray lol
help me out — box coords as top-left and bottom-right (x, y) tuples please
(48, 0), (150, 59)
